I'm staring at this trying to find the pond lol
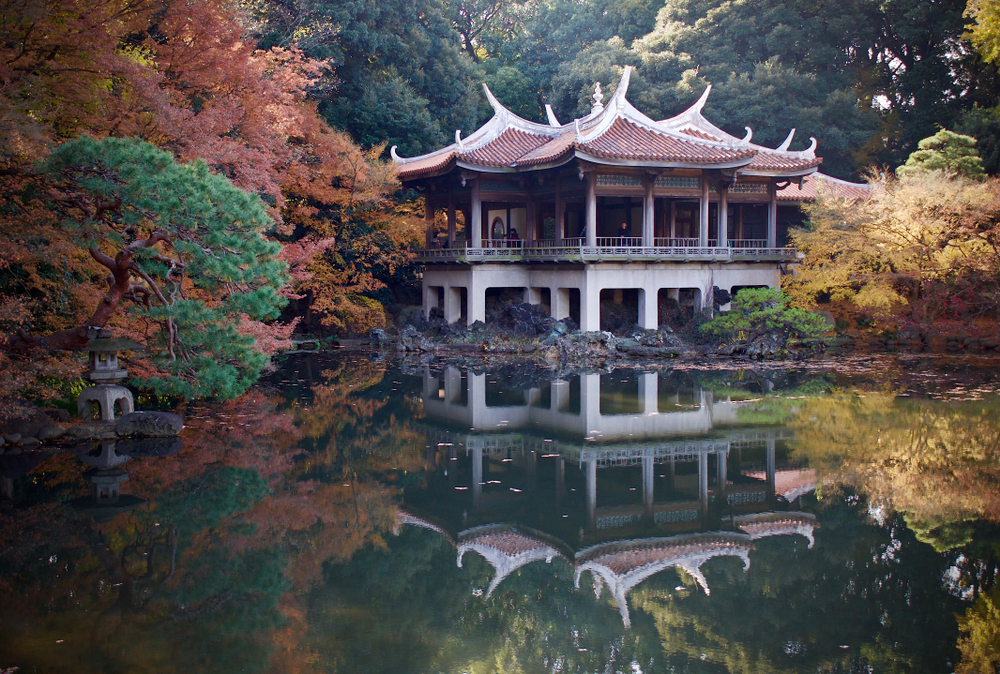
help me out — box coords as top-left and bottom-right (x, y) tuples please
(4, 352), (1000, 673)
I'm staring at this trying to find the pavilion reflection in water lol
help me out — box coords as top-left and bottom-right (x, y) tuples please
(400, 366), (817, 626)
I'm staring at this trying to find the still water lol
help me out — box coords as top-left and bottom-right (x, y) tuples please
(4, 353), (1000, 673)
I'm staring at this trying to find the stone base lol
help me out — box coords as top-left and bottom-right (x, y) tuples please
(77, 385), (134, 422)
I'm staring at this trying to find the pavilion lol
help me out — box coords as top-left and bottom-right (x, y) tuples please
(394, 66), (860, 329)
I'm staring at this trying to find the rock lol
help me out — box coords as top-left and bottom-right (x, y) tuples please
(43, 408), (72, 423)
(118, 436), (184, 457)
(20, 437), (40, 447)
(0, 398), (55, 443)
(38, 425), (66, 441)
(116, 411), (184, 437)
(617, 345), (682, 357)
(369, 327), (389, 346)
(418, 336), (437, 352)
(398, 324), (422, 351)
(522, 344), (536, 354)
(66, 423), (118, 441)
(3, 433), (21, 444)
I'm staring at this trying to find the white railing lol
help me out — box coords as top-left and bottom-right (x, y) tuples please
(415, 238), (796, 262)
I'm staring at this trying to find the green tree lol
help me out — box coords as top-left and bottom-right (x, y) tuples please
(897, 129), (987, 179)
(700, 287), (829, 353)
(24, 136), (290, 399)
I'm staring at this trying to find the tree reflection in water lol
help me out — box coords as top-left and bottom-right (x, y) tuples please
(3, 355), (1000, 672)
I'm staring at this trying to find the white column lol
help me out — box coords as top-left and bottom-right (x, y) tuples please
(585, 171), (597, 247)
(698, 451), (709, 526)
(471, 177), (482, 248)
(669, 200), (676, 239)
(699, 176), (710, 246)
(638, 288), (657, 330)
(472, 444), (483, 513)
(643, 456), (654, 518)
(423, 284), (437, 319)
(639, 372), (657, 414)
(468, 271), (486, 325)
(643, 175), (654, 247)
(718, 185), (728, 248)
(425, 198), (435, 248)
(580, 275), (600, 332)
(767, 182), (777, 248)
(447, 195), (456, 247)
(525, 287), (542, 305)
(551, 288), (570, 320)
(526, 199), (537, 244)
(555, 180), (564, 244)
(444, 286), (462, 323)
(586, 457), (597, 532)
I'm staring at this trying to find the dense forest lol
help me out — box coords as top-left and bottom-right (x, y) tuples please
(3, 0), (1000, 401)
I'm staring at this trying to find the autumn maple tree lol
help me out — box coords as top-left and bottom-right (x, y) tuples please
(0, 0), (413, 401)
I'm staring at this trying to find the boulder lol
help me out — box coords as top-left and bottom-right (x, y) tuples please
(115, 411), (184, 437)
(118, 436), (184, 457)
(65, 423), (118, 441)
(398, 324), (422, 351)
(369, 327), (389, 346)
(0, 398), (55, 443)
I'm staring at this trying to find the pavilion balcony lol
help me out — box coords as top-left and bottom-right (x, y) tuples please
(415, 239), (797, 264)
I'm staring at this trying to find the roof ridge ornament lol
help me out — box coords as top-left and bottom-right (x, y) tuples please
(796, 137), (817, 158)
(455, 129), (464, 151)
(777, 128), (796, 151)
(591, 82), (604, 114)
(739, 126), (753, 146)
(692, 84), (712, 116)
(545, 104), (561, 127)
(574, 118), (582, 142)
(390, 145), (402, 162)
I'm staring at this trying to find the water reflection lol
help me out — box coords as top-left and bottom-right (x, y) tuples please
(407, 365), (818, 626)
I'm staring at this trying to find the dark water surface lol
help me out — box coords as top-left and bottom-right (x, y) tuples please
(5, 352), (1000, 673)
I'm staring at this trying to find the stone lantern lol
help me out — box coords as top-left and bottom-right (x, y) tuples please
(77, 332), (145, 422)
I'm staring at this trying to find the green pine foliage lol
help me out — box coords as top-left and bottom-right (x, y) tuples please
(700, 287), (829, 341)
(43, 136), (290, 399)
(896, 128), (986, 179)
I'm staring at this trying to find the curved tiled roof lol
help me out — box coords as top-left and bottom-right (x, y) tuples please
(777, 172), (870, 202)
(581, 118), (756, 165)
(393, 67), (824, 180)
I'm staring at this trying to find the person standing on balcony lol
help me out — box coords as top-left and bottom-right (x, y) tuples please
(618, 221), (630, 245)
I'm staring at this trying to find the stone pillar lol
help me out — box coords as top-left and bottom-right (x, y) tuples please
(472, 443), (483, 513)
(471, 177), (482, 248)
(444, 366), (462, 403)
(718, 184), (728, 248)
(556, 456), (566, 508)
(669, 200), (677, 240)
(423, 284), (438, 319)
(444, 286), (462, 323)
(699, 176), (710, 246)
(642, 455), (654, 519)
(555, 180), (564, 244)
(579, 275), (600, 332)
(468, 271), (486, 325)
(447, 194), (456, 248)
(766, 435), (776, 505)
(638, 288), (657, 330)
(667, 288), (679, 302)
(698, 451), (709, 525)
(639, 371), (657, 414)
(643, 174), (654, 246)
(525, 287), (542, 305)
(767, 182), (777, 248)
(585, 171), (597, 247)
(586, 456), (597, 532)
(425, 198), (435, 248)
(526, 199), (537, 244)
(551, 288), (571, 320)
(717, 447), (728, 502)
